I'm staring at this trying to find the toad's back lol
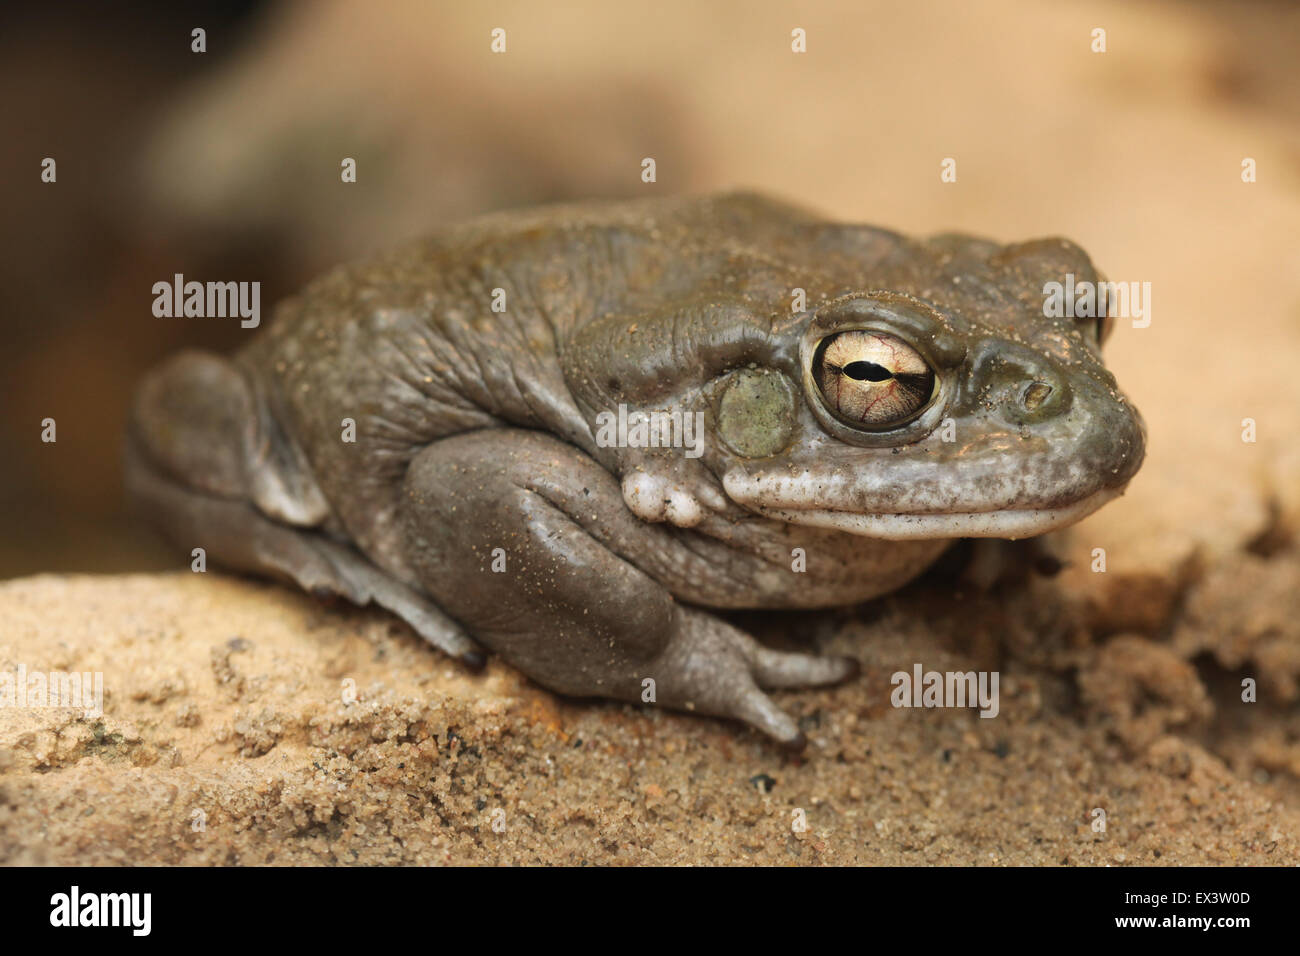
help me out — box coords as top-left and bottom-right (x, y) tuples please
(233, 194), (907, 554)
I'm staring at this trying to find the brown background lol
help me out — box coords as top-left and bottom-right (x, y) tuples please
(3, 0), (1299, 579)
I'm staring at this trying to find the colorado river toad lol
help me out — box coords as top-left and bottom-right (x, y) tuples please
(126, 193), (1144, 748)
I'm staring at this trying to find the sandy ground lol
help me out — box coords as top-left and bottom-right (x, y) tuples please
(2, 530), (1298, 865)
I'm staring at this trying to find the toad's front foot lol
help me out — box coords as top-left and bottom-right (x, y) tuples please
(646, 604), (858, 749)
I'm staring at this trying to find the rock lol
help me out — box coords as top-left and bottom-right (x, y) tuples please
(1, 570), (1297, 865)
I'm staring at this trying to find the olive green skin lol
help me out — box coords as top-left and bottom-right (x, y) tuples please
(126, 193), (1144, 747)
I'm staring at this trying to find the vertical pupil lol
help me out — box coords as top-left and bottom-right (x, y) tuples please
(843, 361), (892, 382)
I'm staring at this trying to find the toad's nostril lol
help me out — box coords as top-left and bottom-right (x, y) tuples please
(1021, 381), (1053, 411)
(969, 339), (1071, 425)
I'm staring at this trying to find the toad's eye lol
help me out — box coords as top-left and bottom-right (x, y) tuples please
(812, 330), (936, 429)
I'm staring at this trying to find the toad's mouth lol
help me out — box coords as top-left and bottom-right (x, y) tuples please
(725, 485), (1122, 540)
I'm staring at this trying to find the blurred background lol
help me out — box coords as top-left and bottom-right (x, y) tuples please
(2, 0), (1299, 577)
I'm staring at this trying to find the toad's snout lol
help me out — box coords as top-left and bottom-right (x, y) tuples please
(967, 338), (1145, 490)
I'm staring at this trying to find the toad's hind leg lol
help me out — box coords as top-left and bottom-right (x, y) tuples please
(398, 429), (858, 747)
(125, 351), (481, 666)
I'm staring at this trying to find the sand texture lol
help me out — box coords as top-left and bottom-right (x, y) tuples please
(2, 531), (1298, 865)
